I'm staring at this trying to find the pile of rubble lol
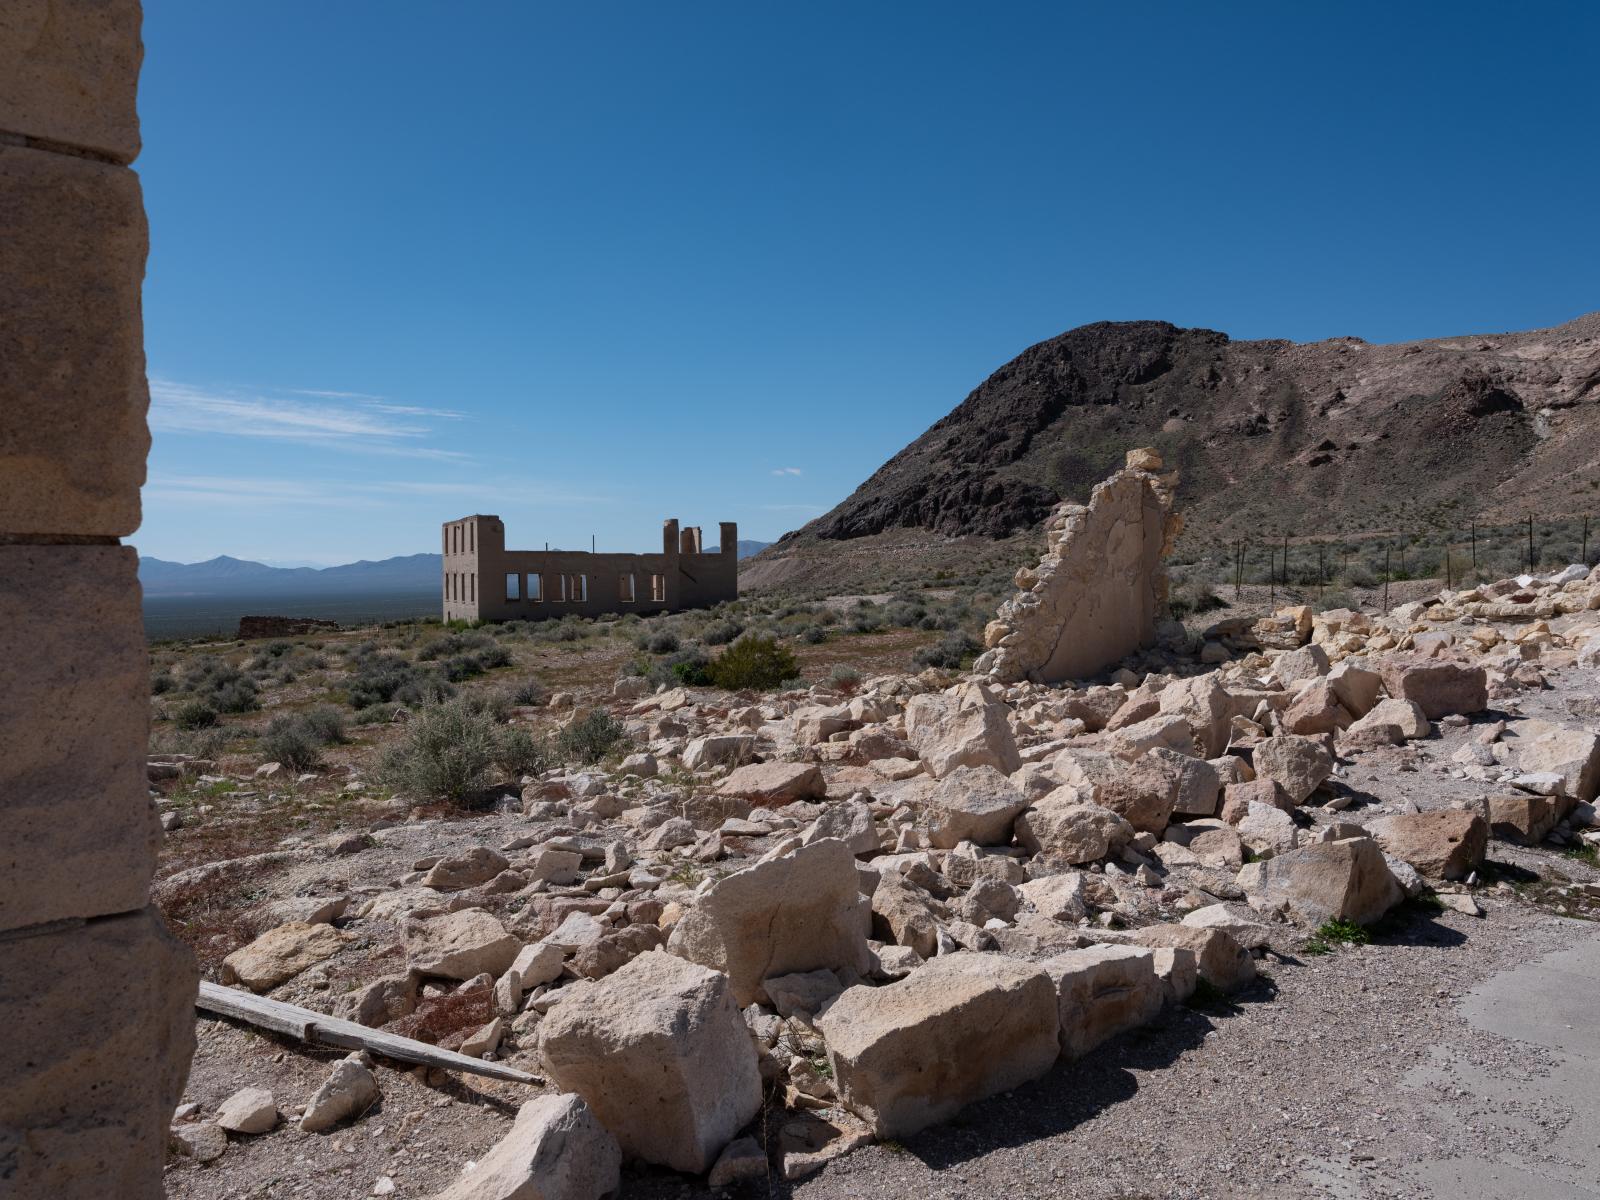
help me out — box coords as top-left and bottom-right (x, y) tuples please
(173, 560), (1600, 1197)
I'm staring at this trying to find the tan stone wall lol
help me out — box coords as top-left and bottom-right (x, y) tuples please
(977, 449), (1181, 684)
(0, 5), (198, 1197)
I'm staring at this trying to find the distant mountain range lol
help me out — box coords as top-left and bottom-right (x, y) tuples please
(139, 541), (772, 597)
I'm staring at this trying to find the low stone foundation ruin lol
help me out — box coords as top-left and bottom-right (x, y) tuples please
(237, 615), (342, 639)
(976, 448), (1181, 684)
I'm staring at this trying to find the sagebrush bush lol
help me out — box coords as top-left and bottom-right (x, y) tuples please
(260, 718), (323, 772)
(703, 620), (743, 646)
(174, 700), (218, 731)
(826, 664), (862, 693)
(510, 678), (546, 706)
(646, 631), (681, 655)
(494, 726), (551, 776)
(554, 711), (627, 765)
(912, 630), (981, 670)
(377, 701), (498, 803)
(707, 635), (800, 691)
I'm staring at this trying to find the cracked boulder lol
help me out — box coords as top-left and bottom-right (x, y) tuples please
(817, 953), (1058, 1138)
(666, 838), (870, 1006)
(920, 765), (1030, 848)
(1367, 810), (1487, 880)
(1239, 837), (1401, 927)
(1043, 945), (1164, 1059)
(538, 951), (761, 1173)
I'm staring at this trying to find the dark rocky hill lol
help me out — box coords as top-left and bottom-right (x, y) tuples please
(746, 313), (1600, 593)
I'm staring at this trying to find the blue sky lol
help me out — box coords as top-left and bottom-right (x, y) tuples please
(137, 2), (1600, 565)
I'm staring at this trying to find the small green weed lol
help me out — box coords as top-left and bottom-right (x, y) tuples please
(1302, 917), (1370, 956)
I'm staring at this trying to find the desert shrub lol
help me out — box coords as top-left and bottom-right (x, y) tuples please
(703, 620), (743, 646)
(707, 636), (800, 691)
(174, 700), (218, 731)
(801, 625), (829, 644)
(417, 631), (495, 661)
(912, 630), (981, 670)
(377, 701), (498, 803)
(826, 664), (862, 693)
(351, 702), (399, 726)
(459, 688), (513, 724)
(848, 611), (883, 634)
(1169, 580), (1227, 618)
(259, 717), (323, 772)
(494, 726), (551, 776)
(646, 631), (681, 655)
(476, 644), (513, 670)
(151, 672), (176, 695)
(346, 654), (434, 708)
(510, 678), (547, 706)
(208, 676), (260, 713)
(298, 705), (347, 745)
(554, 711), (627, 765)
(441, 653), (486, 683)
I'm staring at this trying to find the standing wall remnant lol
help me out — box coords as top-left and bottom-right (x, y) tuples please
(1, 4), (199, 1197)
(976, 448), (1181, 684)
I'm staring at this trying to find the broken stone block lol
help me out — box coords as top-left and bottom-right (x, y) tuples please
(921, 765), (1031, 848)
(1327, 659), (1384, 717)
(429, 1093), (620, 1200)
(868, 873), (943, 959)
(1501, 719), (1600, 802)
(803, 799), (880, 856)
(1055, 748), (1181, 833)
(170, 1122), (227, 1162)
(1282, 680), (1352, 736)
(708, 1135), (768, 1189)
(1235, 800), (1300, 857)
(763, 968), (845, 1020)
(1020, 872), (1091, 923)
(717, 761), (826, 802)
(667, 838), (870, 1006)
(1348, 698), (1430, 740)
(215, 1087), (278, 1135)
(1133, 924), (1255, 992)
(904, 691), (1022, 778)
(1015, 795), (1135, 863)
(1251, 736), (1333, 805)
(1042, 945), (1164, 1058)
(1180, 902), (1276, 950)
(1377, 657), (1488, 719)
(300, 1052), (380, 1133)
(538, 951), (761, 1173)
(423, 847), (510, 891)
(1366, 810), (1488, 880)
(1240, 837), (1401, 927)
(404, 909), (521, 980)
(1157, 674), (1233, 758)
(1486, 792), (1566, 845)
(220, 921), (350, 992)
(817, 953), (1059, 1138)
(1150, 946), (1198, 1004)
(335, 972), (419, 1027)
(571, 925), (666, 981)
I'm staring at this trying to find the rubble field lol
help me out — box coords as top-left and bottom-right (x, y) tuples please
(156, 564), (1600, 1200)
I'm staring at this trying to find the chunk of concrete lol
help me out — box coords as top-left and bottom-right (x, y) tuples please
(1251, 736), (1333, 805)
(1133, 924), (1255, 992)
(904, 692), (1022, 778)
(405, 909), (521, 980)
(921, 765), (1030, 848)
(300, 1053), (379, 1133)
(1378, 657), (1488, 719)
(220, 921), (350, 992)
(717, 761), (825, 802)
(1366, 810), (1487, 880)
(1015, 795), (1135, 863)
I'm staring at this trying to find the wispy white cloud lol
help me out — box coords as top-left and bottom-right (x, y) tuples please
(149, 378), (470, 460)
(289, 387), (386, 401)
(365, 401), (467, 420)
(145, 472), (611, 511)
(771, 466), (804, 477)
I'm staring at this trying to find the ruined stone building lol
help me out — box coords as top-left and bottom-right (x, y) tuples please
(442, 515), (739, 622)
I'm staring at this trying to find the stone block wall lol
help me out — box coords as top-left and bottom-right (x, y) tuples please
(977, 448), (1181, 684)
(0, 4), (198, 1197)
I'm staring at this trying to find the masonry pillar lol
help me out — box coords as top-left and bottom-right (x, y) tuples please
(0, 4), (198, 1197)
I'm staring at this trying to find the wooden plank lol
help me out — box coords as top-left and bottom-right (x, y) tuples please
(197, 981), (542, 1086)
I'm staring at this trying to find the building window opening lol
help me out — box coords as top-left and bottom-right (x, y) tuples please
(469, 573), (475, 603)
(528, 572), (543, 602)
(650, 573), (666, 602)
(505, 572), (520, 601)
(619, 573), (636, 603)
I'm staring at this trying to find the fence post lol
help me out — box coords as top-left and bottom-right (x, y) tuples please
(1527, 515), (1534, 571)
(1383, 547), (1390, 614)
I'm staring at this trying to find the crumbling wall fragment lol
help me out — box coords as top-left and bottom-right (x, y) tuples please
(978, 448), (1180, 684)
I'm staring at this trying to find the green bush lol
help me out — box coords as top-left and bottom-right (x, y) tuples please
(553, 711), (627, 765)
(510, 678), (547, 706)
(174, 700), (218, 731)
(494, 726), (551, 776)
(912, 631), (981, 670)
(707, 635), (800, 691)
(826, 664), (862, 693)
(377, 701), (498, 803)
(260, 717), (323, 772)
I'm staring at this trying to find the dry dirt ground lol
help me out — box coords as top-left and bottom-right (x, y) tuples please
(156, 594), (1600, 1200)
